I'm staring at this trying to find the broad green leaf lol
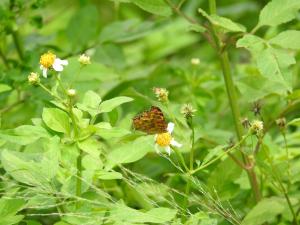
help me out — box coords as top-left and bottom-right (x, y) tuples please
(237, 34), (295, 91)
(0, 84), (11, 93)
(0, 125), (49, 145)
(131, 0), (172, 17)
(0, 198), (25, 225)
(241, 197), (286, 225)
(198, 8), (246, 33)
(99, 96), (133, 113)
(257, 0), (300, 27)
(77, 138), (100, 158)
(77, 90), (102, 117)
(270, 30), (300, 50)
(66, 4), (99, 48)
(1, 137), (60, 186)
(99, 19), (154, 43)
(105, 136), (153, 169)
(110, 203), (177, 223)
(42, 108), (70, 134)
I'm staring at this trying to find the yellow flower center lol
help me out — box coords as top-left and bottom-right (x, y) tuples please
(156, 132), (172, 147)
(40, 52), (56, 68)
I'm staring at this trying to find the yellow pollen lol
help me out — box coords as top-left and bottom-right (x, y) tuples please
(40, 52), (56, 68)
(156, 132), (172, 147)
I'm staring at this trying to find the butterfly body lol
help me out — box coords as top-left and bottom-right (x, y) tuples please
(133, 106), (167, 134)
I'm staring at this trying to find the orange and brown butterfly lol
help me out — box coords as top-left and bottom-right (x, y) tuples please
(132, 106), (167, 134)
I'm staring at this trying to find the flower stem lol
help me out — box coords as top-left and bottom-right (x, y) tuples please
(11, 31), (24, 61)
(208, 0), (261, 203)
(189, 118), (195, 171)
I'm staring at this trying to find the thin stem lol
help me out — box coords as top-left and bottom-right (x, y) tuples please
(11, 31), (24, 61)
(190, 134), (249, 175)
(189, 118), (195, 171)
(0, 48), (9, 69)
(172, 146), (189, 172)
(38, 83), (64, 102)
(282, 131), (291, 185)
(208, 0), (261, 203)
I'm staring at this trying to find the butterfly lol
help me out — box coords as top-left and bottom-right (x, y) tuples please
(133, 106), (167, 134)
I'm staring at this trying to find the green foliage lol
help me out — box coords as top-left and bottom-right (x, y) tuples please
(0, 0), (300, 224)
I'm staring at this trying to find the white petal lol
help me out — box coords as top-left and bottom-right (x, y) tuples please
(167, 122), (175, 133)
(154, 134), (158, 141)
(154, 144), (160, 154)
(165, 146), (171, 155)
(171, 139), (182, 148)
(53, 60), (64, 71)
(40, 65), (44, 70)
(42, 68), (48, 78)
(56, 58), (68, 65)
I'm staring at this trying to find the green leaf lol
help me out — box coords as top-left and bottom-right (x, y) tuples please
(198, 8), (246, 33)
(241, 197), (286, 225)
(99, 96), (133, 113)
(1, 137), (60, 186)
(288, 118), (300, 126)
(110, 203), (177, 223)
(237, 34), (295, 91)
(66, 4), (99, 48)
(77, 91), (102, 117)
(257, 0), (300, 27)
(99, 19), (154, 43)
(131, 0), (172, 17)
(77, 138), (100, 158)
(0, 84), (12, 93)
(270, 30), (300, 50)
(105, 136), (153, 170)
(0, 198), (25, 225)
(42, 108), (70, 134)
(0, 125), (49, 145)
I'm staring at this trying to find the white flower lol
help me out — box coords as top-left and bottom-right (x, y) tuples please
(78, 54), (91, 65)
(155, 122), (182, 155)
(39, 52), (68, 78)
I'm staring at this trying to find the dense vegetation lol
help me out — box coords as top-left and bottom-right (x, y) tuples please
(0, 0), (300, 224)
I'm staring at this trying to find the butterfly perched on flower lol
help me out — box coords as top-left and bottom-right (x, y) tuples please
(132, 106), (182, 155)
(132, 106), (167, 134)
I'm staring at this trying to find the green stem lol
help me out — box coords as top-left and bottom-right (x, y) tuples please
(0, 48), (9, 69)
(209, 0), (217, 14)
(282, 132), (291, 185)
(172, 146), (189, 172)
(38, 83), (64, 102)
(11, 31), (24, 60)
(208, 0), (261, 203)
(190, 134), (249, 175)
(189, 118), (195, 171)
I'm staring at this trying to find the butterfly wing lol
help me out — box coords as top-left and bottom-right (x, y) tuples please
(133, 106), (167, 134)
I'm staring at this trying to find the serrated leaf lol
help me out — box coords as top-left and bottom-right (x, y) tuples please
(257, 0), (300, 27)
(198, 8), (246, 33)
(42, 108), (70, 134)
(270, 30), (300, 50)
(131, 0), (172, 17)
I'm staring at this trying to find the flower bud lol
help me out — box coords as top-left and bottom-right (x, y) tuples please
(67, 89), (76, 97)
(250, 120), (263, 136)
(153, 87), (169, 102)
(191, 58), (200, 66)
(28, 72), (40, 85)
(78, 54), (91, 65)
(241, 117), (250, 129)
(276, 117), (286, 130)
(181, 103), (197, 119)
